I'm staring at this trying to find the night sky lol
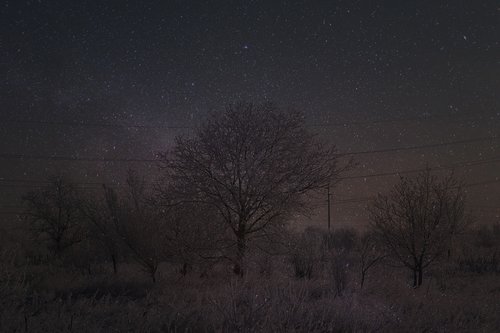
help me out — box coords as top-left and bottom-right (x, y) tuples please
(1, 0), (499, 228)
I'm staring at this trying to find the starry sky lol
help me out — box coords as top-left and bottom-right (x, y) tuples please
(1, 0), (499, 228)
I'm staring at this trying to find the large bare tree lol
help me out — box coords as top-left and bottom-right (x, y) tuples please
(368, 169), (470, 287)
(158, 102), (346, 275)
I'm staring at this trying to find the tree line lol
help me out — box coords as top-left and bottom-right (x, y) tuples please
(20, 102), (473, 287)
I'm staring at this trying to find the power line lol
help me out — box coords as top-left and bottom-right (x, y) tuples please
(0, 154), (500, 196)
(0, 153), (158, 163)
(2, 112), (497, 130)
(0, 154), (499, 190)
(334, 197), (374, 204)
(340, 156), (500, 180)
(470, 204), (500, 210)
(311, 112), (499, 128)
(464, 179), (500, 188)
(0, 178), (128, 189)
(0, 136), (497, 163)
(0, 119), (192, 130)
(2, 208), (499, 216)
(1, 179), (498, 216)
(341, 136), (497, 156)
(0, 178), (106, 186)
(0, 182), (105, 189)
(332, 179), (500, 205)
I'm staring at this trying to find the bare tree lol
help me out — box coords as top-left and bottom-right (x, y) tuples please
(158, 102), (347, 275)
(330, 249), (348, 297)
(358, 231), (385, 289)
(107, 170), (168, 283)
(151, 187), (233, 276)
(79, 186), (123, 274)
(368, 169), (470, 288)
(22, 176), (86, 256)
(290, 229), (321, 279)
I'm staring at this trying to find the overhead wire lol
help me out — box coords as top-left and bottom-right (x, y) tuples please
(2, 111), (498, 129)
(0, 113), (498, 216)
(0, 135), (497, 163)
(0, 152), (499, 189)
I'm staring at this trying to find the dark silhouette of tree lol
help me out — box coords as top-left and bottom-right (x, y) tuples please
(290, 229), (320, 279)
(158, 102), (347, 275)
(106, 170), (167, 283)
(368, 169), (470, 288)
(157, 200), (232, 275)
(358, 231), (385, 288)
(79, 186), (123, 274)
(22, 176), (86, 256)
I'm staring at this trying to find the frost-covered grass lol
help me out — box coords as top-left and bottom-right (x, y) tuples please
(1, 250), (499, 332)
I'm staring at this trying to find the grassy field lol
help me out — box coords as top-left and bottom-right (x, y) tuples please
(1, 242), (499, 333)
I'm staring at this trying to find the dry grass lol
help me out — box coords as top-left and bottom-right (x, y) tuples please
(1, 248), (499, 332)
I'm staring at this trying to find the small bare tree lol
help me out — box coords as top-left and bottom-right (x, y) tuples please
(107, 170), (168, 283)
(22, 176), (86, 256)
(358, 231), (385, 289)
(158, 102), (348, 275)
(290, 229), (321, 279)
(369, 169), (470, 288)
(330, 249), (348, 297)
(79, 186), (123, 274)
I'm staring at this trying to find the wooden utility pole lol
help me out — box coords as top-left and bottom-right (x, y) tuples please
(327, 183), (331, 231)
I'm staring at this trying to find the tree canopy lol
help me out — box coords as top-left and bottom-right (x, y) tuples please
(158, 102), (346, 274)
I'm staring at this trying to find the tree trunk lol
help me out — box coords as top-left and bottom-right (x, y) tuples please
(360, 270), (366, 288)
(180, 262), (190, 276)
(412, 268), (418, 288)
(151, 267), (157, 283)
(54, 237), (63, 256)
(111, 254), (117, 274)
(417, 267), (423, 287)
(233, 230), (246, 276)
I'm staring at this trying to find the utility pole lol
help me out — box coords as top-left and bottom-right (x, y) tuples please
(327, 183), (331, 231)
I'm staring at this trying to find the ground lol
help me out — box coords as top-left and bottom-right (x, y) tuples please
(1, 251), (498, 332)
